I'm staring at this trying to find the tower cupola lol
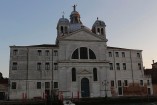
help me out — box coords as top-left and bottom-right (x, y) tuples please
(57, 15), (70, 36)
(92, 18), (106, 36)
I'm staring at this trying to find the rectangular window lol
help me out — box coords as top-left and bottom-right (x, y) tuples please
(111, 80), (114, 87)
(93, 68), (97, 81)
(123, 63), (126, 70)
(13, 50), (18, 56)
(54, 82), (58, 88)
(54, 50), (58, 56)
(11, 82), (16, 89)
(37, 63), (42, 70)
(45, 50), (50, 56)
(37, 82), (41, 89)
(72, 68), (76, 82)
(140, 80), (143, 86)
(137, 53), (140, 58)
(54, 63), (58, 70)
(124, 80), (128, 86)
(109, 52), (112, 57)
(116, 63), (120, 70)
(118, 80), (122, 87)
(109, 63), (113, 70)
(138, 63), (142, 70)
(115, 52), (119, 57)
(45, 82), (50, 89)
(45, 63), (50, 70)
(12, 62), (18, 70)
(122, 52), (125, 58)
(38, 50), (42, 56)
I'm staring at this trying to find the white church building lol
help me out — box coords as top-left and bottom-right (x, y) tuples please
(9, 6), (152, 99)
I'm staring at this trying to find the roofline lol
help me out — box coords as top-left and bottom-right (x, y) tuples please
(10, 44), (58, 48)
(107, 46), (142, 51)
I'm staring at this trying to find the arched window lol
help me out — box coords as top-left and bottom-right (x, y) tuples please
(72, 49), (79, 59)
(101, 28), (104, 35)
(89, 49), (96, 59)
(97, 28), (100, 33)
(80, 47), (88, 59)
(93, 68), (97, 81)
(71, 47), (96, 59)
(65, 26), (68, 33)
(72, 68), (76, 81)
(61, 26), (64, 33)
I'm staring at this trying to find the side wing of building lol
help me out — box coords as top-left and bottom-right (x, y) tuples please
(106, 46), (152, 96)
(9, 44), (58, 99)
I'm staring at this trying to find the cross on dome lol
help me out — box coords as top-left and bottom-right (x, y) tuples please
(62, 11), (65, 18)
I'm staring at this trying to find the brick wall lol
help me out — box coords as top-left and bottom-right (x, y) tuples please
(123, 83), (147, 96)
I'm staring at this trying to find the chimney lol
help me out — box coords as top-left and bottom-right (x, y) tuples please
(153, 60), (154, 64)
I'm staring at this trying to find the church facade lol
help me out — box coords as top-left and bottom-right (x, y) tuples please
(9, 6), (152, 99)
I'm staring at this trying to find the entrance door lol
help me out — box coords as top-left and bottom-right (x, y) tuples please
(147, 88), (151, 95)
(81, 78), (90, 97)
(45, 90), (50, 100)
(118, 87), (123, 95)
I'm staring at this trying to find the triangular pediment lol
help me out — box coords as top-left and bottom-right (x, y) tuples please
(60, 28), (105, 41)
(78, 69), (91, 74)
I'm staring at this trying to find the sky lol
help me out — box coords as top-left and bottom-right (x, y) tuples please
(0, 0), (157, 77)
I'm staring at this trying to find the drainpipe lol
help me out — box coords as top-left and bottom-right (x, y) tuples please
(130, 50), (134, 85)
(113, 50), (117, 87)
(8, 49), (11, 100)
(51, 48), (54, 101)
(26, 48), (29, 99)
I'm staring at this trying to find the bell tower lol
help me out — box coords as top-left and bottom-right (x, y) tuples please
(57, 13), (70, 36)
(92, 17), (106, 36)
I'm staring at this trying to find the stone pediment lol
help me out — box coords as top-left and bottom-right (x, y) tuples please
(78, 69), (91, 74)
(61, 28), (105, 41)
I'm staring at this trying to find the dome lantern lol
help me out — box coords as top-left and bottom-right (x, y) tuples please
(70, 5), (82, 24)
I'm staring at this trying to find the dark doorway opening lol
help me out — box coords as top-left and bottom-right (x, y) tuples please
(81, 78), (90, 97)
(0, 92), (5, 100)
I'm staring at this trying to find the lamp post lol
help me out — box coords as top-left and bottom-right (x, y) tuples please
(102, 80), (108, 98)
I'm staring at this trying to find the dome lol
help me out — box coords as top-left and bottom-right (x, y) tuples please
(70, 10), (82, 24)
(69, 23), (82, 32)
(92, 19), (106, 28)
(70, 11), (80, 17)
(57, 17), (69, 25)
